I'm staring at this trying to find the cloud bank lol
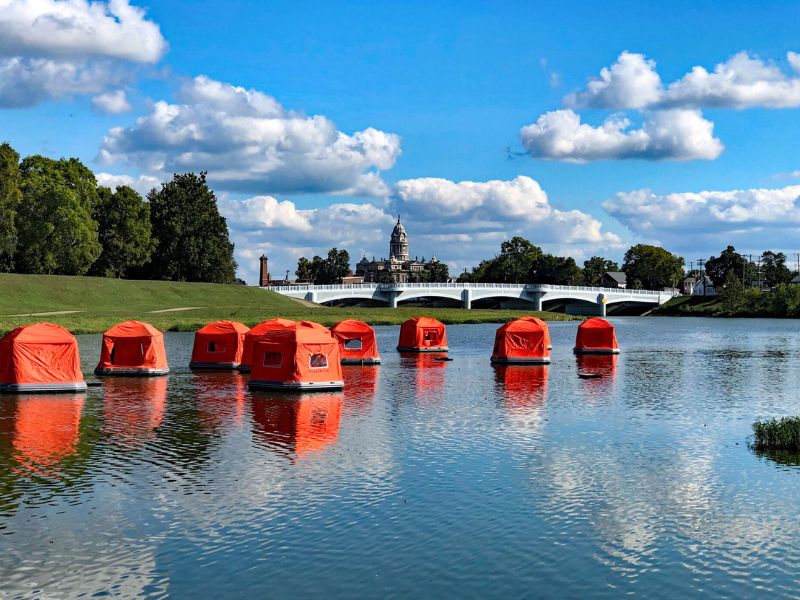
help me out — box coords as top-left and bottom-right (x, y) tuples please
(520, 109), (723, 161)
(604, 183), (800, 250)
(0, 0), (165, 107)
(100, 75), (401, 196)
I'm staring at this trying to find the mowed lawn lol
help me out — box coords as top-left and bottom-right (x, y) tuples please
(0, 274), (575, 334)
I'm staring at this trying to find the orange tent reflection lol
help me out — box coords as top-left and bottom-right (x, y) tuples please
(12, 394), (84, 478)
(251, 394), (342, 460)
(494, 365), (549, 409)
(576, 353), (618, 377)
(341, 365), (378, 411)
(399, 352), (447, 402)
(194, 371), (248, 431)
(102, 377), (168, 447)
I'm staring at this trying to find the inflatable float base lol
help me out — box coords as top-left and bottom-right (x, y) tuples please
(0, 382), (88, 393)
(248, 380), (344, 391)
(573, 348), (620, 355)
(94, 367), (170, 376)
(190, 362), (241, 370)
(341, 358), (382, 365)
(491, 357), (551, 365)
(396, 346), (449, 353)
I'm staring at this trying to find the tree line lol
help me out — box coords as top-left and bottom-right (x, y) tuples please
(455, 236), (685, 289)
(0, 143), (236, 283)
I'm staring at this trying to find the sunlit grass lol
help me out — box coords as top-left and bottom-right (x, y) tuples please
(0, 273), (577, 334)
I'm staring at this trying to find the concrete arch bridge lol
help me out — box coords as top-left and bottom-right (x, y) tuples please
(268, 283), (675, 316)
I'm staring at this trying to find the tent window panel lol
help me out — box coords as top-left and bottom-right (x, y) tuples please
(309, 353), (329, 369)
(344, 338), (363, 350)
(262, 352), (282, 368)
(423, 329), (439, 344)
(208, 341), (226, 353)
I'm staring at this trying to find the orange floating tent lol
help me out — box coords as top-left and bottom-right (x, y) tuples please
(95, 320), (169, 376)
(491, 317), (551, 364)
(251, 393), (342, 459)
(574, 317), (619, 354)
(249, 324), (344, 391)
(330, 320), (381, 364)
(189, 320), (250, 370)
(239, 318), (297, 372)
(0, 323), (87, 393)
(397, 317), (448, 352)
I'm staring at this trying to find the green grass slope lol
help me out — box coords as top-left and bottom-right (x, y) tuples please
(0, 274), (576, 334)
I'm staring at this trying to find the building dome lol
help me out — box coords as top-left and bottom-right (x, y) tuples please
(391, 217), (407, 241)
(389, 215), (409, 261)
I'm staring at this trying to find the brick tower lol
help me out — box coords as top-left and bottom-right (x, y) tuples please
(259, 254), (270, 287)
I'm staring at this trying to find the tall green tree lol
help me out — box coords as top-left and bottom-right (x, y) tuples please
(535, 254), (581, 285)
(296, 257), (313, 282)
(428, 261), (449, 283)
(0, 143), (21, 271)
(146, 172), (237, 283)
(622, 244), (684, 290)
(582, 256), (620, 286)
(90, 185), (154, 277)
(760, 251), (793, 287)
(706, 246), (748, 287)
(16, 155), (101, 274)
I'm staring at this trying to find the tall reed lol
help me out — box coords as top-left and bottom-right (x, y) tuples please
(752, 417), (800, 451)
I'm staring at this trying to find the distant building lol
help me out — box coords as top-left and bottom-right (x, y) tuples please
(682, 276), (697, 295)
(355, 216), (444, 283)
(691, 275), (716, 296)
(259, 255), (270, 287)
(600, 271), (627, 289)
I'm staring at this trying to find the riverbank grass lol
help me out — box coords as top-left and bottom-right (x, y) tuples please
(752, 417), (800, 451)
(0, 273), (577, 334)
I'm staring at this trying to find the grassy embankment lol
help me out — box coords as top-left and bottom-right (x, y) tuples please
(0, 273), (576, 334)
(651, 295), (727, 316)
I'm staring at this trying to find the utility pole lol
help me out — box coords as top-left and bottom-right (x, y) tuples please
(697, 258), (706, 296)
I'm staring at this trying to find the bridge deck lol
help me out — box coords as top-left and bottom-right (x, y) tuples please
(267, 282), (675, 316)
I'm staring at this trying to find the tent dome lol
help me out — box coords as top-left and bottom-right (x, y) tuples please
(0, 323), (86, 393)
(574, 318), (619, 354)
(491, 317), (551, 364)
(331, 320), (381, 364)
(249, 326), (343, 391)
(397, 317), (448, 352)
(95, 320), (169, 376)
(239, 318), (297, 372)
(190, 320), (250, 370)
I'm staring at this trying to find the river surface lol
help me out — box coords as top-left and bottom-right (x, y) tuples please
(2, 318), (800, 598)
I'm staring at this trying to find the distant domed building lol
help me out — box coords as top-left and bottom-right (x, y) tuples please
(356, 216), (445, 283)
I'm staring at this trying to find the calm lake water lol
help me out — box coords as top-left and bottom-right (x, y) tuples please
(3, 318), (800, 597)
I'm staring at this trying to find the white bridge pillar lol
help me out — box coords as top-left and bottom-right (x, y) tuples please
(462, 289), (471, 309)
(387, 291), (399, 308)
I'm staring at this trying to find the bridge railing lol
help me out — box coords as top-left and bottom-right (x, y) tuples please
(268, 282), (670, 297)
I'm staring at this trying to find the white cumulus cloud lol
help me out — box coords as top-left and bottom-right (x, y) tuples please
(0, 0), (166, 107)
(95, 171), (160, 195)
(99, 75), (401, 196)
(0, 0), (166, 62)
(520, 108), (723, 161)
(394, 175), (622, 246)
(91, 89), (131, 114)
(566, 51), (663, 110)
(604, 184), (800, 250)
(568, 50), (800, 110)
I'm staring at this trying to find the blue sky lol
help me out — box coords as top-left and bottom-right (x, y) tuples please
(2, 0), (800, 282)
